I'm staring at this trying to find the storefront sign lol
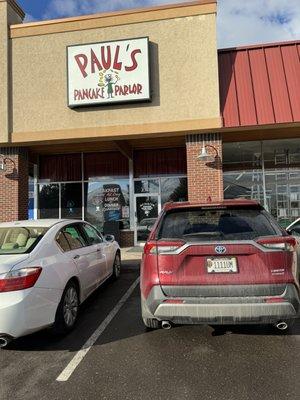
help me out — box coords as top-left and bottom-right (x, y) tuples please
(139, 201), (156, 217)
(102, 184), (126, 221)
(67, 37), (150, 107)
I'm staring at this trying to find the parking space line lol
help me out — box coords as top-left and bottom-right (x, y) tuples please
(56, 277), (140, 382)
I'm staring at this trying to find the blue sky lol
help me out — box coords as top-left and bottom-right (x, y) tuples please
(18, 0), (300, 48)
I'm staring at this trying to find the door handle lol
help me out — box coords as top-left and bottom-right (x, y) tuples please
(74, 255), (80, 260)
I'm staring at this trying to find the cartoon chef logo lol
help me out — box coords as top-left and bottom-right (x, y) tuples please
(98, 69), (120, 99)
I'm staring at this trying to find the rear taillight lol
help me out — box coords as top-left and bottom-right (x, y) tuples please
(0, 267), (42, 293)
(265, 297), (287, 304)
(256, 237), (297, 252)
(163, 299), (184, 304)
(144, 241), (185, 255)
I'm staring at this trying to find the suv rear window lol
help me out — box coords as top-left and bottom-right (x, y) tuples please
(157, 207), (281, 241)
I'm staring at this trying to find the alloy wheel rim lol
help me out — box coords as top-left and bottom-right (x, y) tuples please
(63, 287), (79, 327)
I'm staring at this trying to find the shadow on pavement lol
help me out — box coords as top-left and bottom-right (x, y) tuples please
(5, 261), (143, 352)
(7, 315), (300, 353)
(210, 319), (300, 336)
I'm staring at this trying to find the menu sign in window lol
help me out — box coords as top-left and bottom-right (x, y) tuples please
(67, 37), (151, 107)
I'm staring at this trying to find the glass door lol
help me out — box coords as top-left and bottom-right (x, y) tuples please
(134, 195), (160, 246)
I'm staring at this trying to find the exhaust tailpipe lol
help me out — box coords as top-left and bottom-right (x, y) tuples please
(0, 337), (10, 348)
(275, 321), (288, 331)
(161, 321), (172, 330)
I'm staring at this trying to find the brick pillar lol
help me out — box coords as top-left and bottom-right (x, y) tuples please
(0, 147), (29, 222)
(186, 133), (223, 203)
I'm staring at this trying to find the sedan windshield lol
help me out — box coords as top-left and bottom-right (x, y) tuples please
(158, 207), (282, 241)
(0, 227), (48, 254)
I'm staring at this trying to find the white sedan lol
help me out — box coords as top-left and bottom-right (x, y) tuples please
(0, 219), (121, 346)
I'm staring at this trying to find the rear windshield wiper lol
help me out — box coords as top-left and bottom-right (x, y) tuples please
(183, 231), (223, 237)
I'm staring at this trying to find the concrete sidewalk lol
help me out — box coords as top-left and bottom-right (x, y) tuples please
(121, 247), (143, 261)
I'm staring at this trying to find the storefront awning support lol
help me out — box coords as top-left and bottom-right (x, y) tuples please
(113, 141), (133, 161)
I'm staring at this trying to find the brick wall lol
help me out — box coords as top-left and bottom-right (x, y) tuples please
(186, 133), (223, 203)
(120, 230), (134, 248)
(0, 147), (29, 222)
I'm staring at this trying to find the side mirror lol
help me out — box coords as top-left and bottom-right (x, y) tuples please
(104, 234), (115, 243)
(286, 229), (292, 235)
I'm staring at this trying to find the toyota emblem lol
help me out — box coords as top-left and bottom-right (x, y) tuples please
(215, 245), (226, 254)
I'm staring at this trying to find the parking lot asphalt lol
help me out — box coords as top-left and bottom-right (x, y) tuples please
(1, 260), (299, 400)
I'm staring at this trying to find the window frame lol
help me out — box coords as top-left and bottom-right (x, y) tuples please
(55, 223), (88, 253)
(81, 223), (104, 246)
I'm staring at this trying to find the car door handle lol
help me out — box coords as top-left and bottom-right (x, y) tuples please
(74, 255), (80, 260)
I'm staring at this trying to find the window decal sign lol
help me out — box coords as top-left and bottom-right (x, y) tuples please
(67, 37), (150, 107)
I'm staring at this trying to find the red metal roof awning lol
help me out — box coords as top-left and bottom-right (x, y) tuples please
(218, 41), (300, 128)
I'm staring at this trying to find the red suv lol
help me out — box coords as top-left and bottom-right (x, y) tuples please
(140, 200), (299, 331)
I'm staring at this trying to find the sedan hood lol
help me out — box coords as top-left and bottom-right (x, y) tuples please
(0, 254), (30, 274)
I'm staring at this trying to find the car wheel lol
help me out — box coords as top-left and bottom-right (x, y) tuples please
(112, 253), (121, 280)
(143, 318), (160, 329)
(53, 281), (79, 335)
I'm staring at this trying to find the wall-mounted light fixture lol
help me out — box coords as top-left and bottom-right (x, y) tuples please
(0, 154), (16, 174)
(197, 144), (219, 162)
(0, 155), (5, 171)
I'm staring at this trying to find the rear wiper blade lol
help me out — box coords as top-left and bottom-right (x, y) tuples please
(183, 232), (222, 237)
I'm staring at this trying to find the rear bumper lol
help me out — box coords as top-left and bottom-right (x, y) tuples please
(142, 284), (300, 325)
(0, 287), (62, 339)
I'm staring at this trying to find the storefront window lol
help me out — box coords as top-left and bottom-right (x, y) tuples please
(136, 196), (159, 243)
(223, 141), (262, 170)
(84, 179), (130, 232)
(134, 179), (159, 194)
(133, 176), (187, 244)
(223, 140), (300, 227)
(265, 171), (300, 227)
(224, 171), (264, 204)
(28, 163), (36, 220)
(38, 184), (59, 218)
(161, 177), (188, 204)
(61, 183), (83, 219)
(263, 139), (300, 168)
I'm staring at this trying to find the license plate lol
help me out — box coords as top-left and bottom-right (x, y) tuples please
(207, 257), (238, 273)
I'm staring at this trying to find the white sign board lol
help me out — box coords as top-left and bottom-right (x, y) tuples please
(67, 37), (150, 107)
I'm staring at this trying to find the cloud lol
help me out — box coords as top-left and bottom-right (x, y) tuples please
(24, 13), (37, 22)
(217, 0), (300, 48)
(43, 0), (189, 19)
(41, 0), (300, 48)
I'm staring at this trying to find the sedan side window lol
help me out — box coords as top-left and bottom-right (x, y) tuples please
(82, 224), (103, 245)
(63, 225), (86, 250)
(56, 231), (71, 252)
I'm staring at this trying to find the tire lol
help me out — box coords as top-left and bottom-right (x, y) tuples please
(143, 318), (160, 329)
(112, 253), (121, 280)
(53, 281), (79, 335)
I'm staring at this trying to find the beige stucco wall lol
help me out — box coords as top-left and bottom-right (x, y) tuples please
(0, 0), (23, 144)
(9, 9), (220, 143)
(0, 2), (9, 144)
